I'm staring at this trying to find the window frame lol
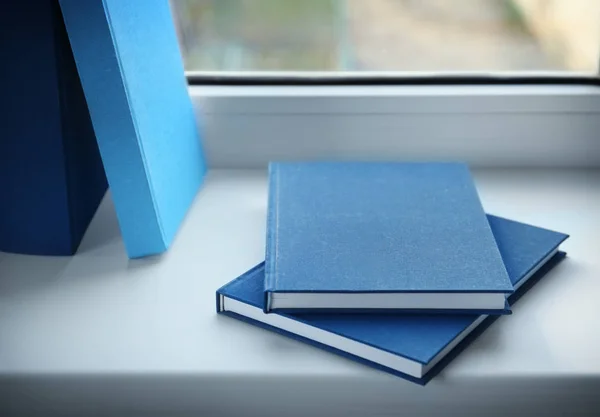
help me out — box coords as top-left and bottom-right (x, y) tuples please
(188, 72), (600, 86)
(188, 73), (600, 170)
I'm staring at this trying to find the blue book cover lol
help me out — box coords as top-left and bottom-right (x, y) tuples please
(218, 215), (568, 384)
(59, 0), (206, 258)
(0, 0), (107, 256)
(265, 162), (512, 313)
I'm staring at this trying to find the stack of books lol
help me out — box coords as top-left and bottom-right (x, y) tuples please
(217, 162), (568, 384)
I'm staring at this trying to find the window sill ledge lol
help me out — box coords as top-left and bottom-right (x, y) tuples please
(1, 168), (598, 415)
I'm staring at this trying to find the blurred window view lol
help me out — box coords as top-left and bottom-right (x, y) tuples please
(171, 0), (600, 73)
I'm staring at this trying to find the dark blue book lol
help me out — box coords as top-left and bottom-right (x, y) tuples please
(59, 0), (206, 258)
(264, 162), (512, 313)
(218, 215), (568, 384)
(0, 0), (107, 255)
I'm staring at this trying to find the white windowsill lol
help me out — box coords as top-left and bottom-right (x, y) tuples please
(1, 168), (598, 415)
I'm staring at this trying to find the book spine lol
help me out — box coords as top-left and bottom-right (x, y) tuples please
(59, 0), (166, 258)
(263, 163), (280, 312)
(216, 290), (228, 313)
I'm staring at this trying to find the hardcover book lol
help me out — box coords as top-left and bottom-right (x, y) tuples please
(219, 215), (568, 384)
(59, 0), (206, 258)
(0, 0), (107, 255)
(265, 162), (512, 313)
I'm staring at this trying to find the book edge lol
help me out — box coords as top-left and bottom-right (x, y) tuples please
(219, 309), (427, 385)
(465, 166), (515, 294)
(264, 162), (280, 312)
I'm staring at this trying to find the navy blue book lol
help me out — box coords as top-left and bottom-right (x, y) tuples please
(264, 162), (512, 313)
(0, 0), (107, 255)
(219, 215), (568, 384)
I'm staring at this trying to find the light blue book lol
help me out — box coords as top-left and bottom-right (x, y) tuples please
(265, 162), (512, 313)
(59, 0), (206, 258)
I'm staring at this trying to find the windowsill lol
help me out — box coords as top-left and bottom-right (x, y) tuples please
(1, 168), (598, 413)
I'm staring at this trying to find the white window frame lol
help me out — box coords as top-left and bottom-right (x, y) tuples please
(189, 73), (600, 169)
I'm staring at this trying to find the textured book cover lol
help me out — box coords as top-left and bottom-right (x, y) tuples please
(265, 162), (512, 313)
(0, 0), (107, 256)
(59, 0), (206, 258)
(219, 215), (569, 384)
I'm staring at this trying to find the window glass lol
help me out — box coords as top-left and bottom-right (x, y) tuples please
(171, 0), (600, 72)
